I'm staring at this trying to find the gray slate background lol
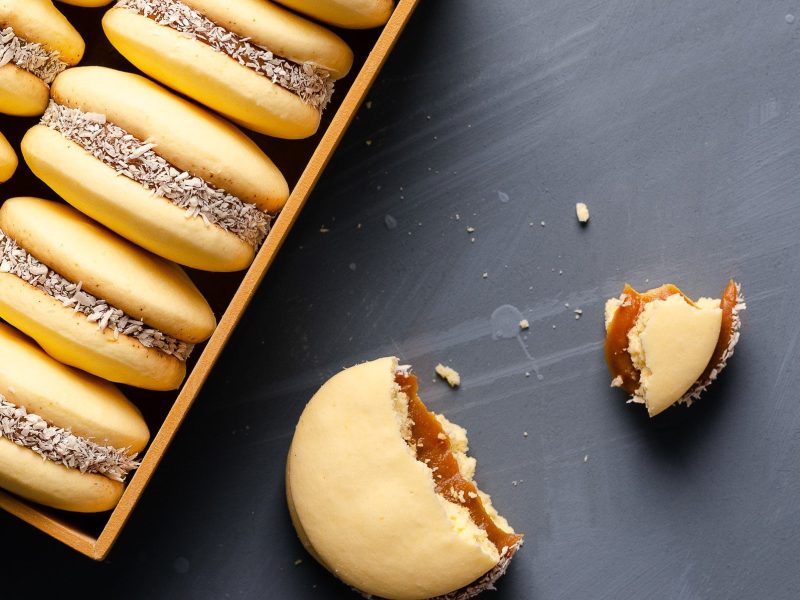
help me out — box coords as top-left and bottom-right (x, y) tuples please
(3, 1), (800, 598)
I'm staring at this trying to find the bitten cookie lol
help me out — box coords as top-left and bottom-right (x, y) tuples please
(287, 357), (522, 600)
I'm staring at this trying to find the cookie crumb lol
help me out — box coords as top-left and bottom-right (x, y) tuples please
(519, 319), (530, 330)
(610, 375), (623, 388)
(575, 202), (590, 223)
(435, 364), (461, 388)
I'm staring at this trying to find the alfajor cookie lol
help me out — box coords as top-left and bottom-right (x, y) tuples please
(0, 322), (148, 512)
(103, 0), (353, 138)
(0, 0), (84, 116)
(0, 196), (216, 390)
(22, 66), (288, 272)
(605, 280), (745, 416)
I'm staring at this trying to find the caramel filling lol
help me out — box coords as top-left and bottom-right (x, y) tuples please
(396, 373), (521, 556)
(604, 280), (738, 393)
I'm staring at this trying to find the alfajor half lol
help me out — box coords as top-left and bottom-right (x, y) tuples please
(22, 66), (288, 272)
(273, 0), (394, 29)
(605, 280), (745, 416)
(103, 0), (354, 139)
(0, 130), (16, 182)
(287, 357), (522, 600)
(0, 322), (148, 512)
(0, 0), (84, 116)
(0, 197), (216, 390)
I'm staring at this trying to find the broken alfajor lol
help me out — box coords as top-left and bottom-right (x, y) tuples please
(287, 357), (521, 600)
(604, 280), (744, 417)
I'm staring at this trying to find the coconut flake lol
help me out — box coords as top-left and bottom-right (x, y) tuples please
(115, 0), (334, 110)
(41, 101), (271, 249)
(0, 26), (68, 85)
(0, 395), (139, 482)
(0, 228), (193, 361)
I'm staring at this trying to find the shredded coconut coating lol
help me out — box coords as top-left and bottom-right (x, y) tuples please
(0, 27), (68, 85)
(0, 228), (193, 361)
(678, 283), (746, 406)
(115, 0), (334, 110)
(0, 395), (139, 482)
(40, 101), (271, 249)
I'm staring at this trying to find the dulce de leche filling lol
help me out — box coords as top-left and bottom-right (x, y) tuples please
(395, 373), (521, 556)
(605, 280), (739, 393)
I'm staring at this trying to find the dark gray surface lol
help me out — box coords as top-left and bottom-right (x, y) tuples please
(3, 1), (800, 598)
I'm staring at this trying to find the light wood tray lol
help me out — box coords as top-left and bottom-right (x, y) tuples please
(0, 0), (419, 560)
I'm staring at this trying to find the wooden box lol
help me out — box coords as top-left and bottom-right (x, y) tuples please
(0, 0), (419, 560)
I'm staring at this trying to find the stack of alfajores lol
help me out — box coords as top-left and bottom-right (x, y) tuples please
(0, 0), (396, 535)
